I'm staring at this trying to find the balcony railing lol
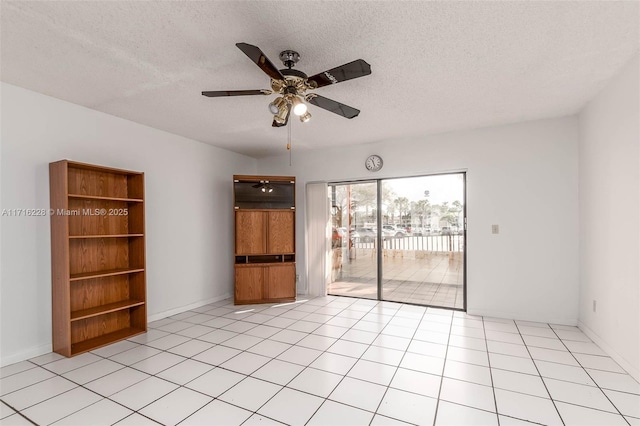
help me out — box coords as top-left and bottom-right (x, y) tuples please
(345, 234), (464, 253)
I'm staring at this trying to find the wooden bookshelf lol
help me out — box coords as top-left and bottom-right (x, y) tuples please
(50, 160), (147, 357)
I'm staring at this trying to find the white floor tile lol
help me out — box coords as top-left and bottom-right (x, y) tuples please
(312, 324), (349, 339)
(247, 339), (292, 357)
(485, 330), (524, 345)
(0, 366), (56, 396)
(251, 359), (305, 386)
(626, 416), (640, 426)
(390, 367), (441, 397)
(287, 367), (343, 397)
(555, 328), (591, 342)
(192, 345), (241, 366)
(587, 368), (640, 394)
(310, 352), (358, 375)
(448, 334), (488, 352)
(407, 339), (447, 358)
(528, 346), (579, 366)
(362, 346), (405, 366)
(269, 329), (308, 344)
(497, 414), (540, 425)
(277, 345), (323, 366)
(342, 329), (379, 345)
(180, 400), (252, 426)
(603, 388), (640, 418)
(440, 377), (496, 411)
(156, 359), (213, 385)
(175, 324), (215, 339)
(522, 335), (566, 351)
(28, 352), (65, 366)
(555, 401), (628, 425)
(110, 376), (178, 411)
(348, 359), (397, 386)
(127, 329), (169, 344)
(258, 387), (324, 425)
(534, 359), (595, 386)
(444, 359), (492, 386)
(198, 328), (238, 344)
(139, 387), (212, 426)
(492, 368), (549, 398)
(42, 353), (102, 375)
(487, 340), (529, 358)
(221, 351), (271, 375)
(3, 413), (40, 425)
(242, 414), (286, 425)
(400, 352), (445, 375)
(51, 398), (132, 426)
(447, 346), (489, 367)
(413, 329), (449, 344)
(0, 402), (16, 419)
(1, 375), (77, 410)
(563, 340), (607, 356)
(130, 352), (186, 375)
(296, 334), (337, 351)
(287, 320), (323, 333)
(146, 333), (191, 350)
(489, 352), (538, 375)
(223, 320), (260, 333)
(90, 340), (139, 358)
(370, 414), (414, 425)
(329, 377), (387, 412)
(495, 388), (563, 426)
(245, 324), (282, 338)
(308, 400), (373, 426)
(219, 376), (282, 411)
(483, 321), (518, 334)
(109, 345), (161, 366)
(22, 387), (102, 425)
(518, 325), (556, 338)
(84, 367), (149, 397)
(545, 377), (617, 412)
(575, 353), (627, 373)
(435, 400), (499, 425)
(166, 339), (213, 358)
(451, 325), (485, 339)
(377, 388), (438, 425)
(221, 334), (264, 350)
(185, 367), (245, 397)
(353, 320), (386, 333)
(372, 334), (411, 351)
(327, 339), (369, 358)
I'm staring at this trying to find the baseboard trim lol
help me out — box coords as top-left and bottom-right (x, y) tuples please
(578, 320), (640, 382)
(147, 293), (232, 323)
(467, 308), (578, 327)
(1, 343), (52, 367)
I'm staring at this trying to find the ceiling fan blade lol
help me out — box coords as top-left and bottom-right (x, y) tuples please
(236, 43), (285, 81)
(272, 104), (292, 127)
(307, 94), (360, 119)
(201, 90), (269, 97)
(306, 59), (371, 89)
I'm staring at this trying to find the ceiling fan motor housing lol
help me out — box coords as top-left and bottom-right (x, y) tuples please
(279, 50), (300, 68)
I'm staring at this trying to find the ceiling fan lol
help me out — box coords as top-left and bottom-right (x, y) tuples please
(202, 43), (371, 127)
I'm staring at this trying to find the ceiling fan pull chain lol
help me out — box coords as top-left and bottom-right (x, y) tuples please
(288, 119), (292, 166)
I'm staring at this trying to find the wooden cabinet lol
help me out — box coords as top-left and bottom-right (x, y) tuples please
(50, 160), (147, 357)
(234, 175), (296, 304)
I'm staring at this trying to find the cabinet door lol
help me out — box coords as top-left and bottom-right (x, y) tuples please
(235, 266), (264, 302)
(267, 211), (294, 254)
(266, 264), (296, 299)
(236, 211), (266, 254)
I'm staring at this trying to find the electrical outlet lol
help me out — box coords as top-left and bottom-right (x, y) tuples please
(296, 274), (300, 282)
(593, 300), (597, 312)
(492, 224), (499, 234)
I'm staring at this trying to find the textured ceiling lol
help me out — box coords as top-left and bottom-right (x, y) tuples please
(1, 1), (638, 158)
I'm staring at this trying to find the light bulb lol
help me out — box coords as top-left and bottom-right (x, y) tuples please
(261, 187), (266, 192)
(268, 187), (273, 193)
(299, 111), (311, 123)
(291, 96), (307, 116)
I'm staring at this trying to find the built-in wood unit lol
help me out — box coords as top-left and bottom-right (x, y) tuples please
(234, 175), (296, 304)
(50, 160), (146, 357)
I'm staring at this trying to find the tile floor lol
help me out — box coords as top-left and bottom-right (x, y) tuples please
(1, 296), (639, 426)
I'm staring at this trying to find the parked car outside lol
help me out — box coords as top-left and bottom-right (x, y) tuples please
(441, 226), (452, 235)
(382, 225), (407, 237)
(355, 227), (377, 242)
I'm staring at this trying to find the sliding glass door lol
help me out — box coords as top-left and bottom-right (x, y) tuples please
(327, 181), (378, 299)
(327, 173), (466, 310)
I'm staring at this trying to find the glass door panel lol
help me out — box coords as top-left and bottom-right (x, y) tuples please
(381, 174), (465, 309)
(327, 182), (378, 300)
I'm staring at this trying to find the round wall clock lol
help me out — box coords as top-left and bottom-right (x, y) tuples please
(365, 154), (383, 172)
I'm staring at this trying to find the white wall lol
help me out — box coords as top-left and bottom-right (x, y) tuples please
(578, 54), (639, 380)
(0, 83), (257, 365)
(258, 117), (580, 325)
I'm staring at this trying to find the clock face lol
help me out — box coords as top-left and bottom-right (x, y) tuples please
(365, 155), (383, 172)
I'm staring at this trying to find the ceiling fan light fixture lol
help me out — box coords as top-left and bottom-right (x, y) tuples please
(269, 96), (286, 114)
(291, 96), (307, 116)
(299, 111), (311, 123)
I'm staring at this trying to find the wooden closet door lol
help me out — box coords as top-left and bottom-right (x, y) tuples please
(235, 211), (266, 254)
(266, 264), (296, 299)
(267, 211), (294, 254)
